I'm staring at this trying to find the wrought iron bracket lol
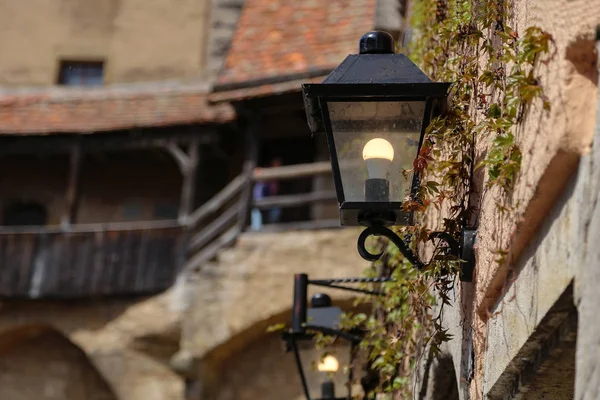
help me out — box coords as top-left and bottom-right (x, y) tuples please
(309, 277), (393, 297)
(357, 226), (477, 282)
(291, 274), (390, 336)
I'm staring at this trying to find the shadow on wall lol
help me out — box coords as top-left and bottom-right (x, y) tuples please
(429, 355), (460, 400)
(419, 354), (460, 400)
(212, 333), (304, 400)
(0, 325), (117, 400)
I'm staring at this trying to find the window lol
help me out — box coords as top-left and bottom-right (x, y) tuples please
(58, 61), (104, 86)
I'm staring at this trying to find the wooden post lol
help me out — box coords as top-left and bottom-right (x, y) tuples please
(62, 144), (82, 227)
(237, 115), (259, 232)
(167, 140), (200, 225)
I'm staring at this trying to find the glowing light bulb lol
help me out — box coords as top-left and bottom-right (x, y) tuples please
(362, 138), (394, 179)
(317, 355), (339, 372)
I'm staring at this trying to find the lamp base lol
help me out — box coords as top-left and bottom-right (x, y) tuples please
(339, 202), (412, 227)
(321, 381), (335, 399)
(365, 178), (389, 202)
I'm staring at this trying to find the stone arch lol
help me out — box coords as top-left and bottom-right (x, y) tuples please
(180, 299), (370, 400)
(205, 331), (304, 400)
(0, 325), (118, 400)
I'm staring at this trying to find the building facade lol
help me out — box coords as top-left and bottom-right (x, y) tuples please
(0, 0), (367, 398)
(0, 0), (213, 86)
(0, 0), (598, 400)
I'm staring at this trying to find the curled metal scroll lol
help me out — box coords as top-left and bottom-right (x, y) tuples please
(357, 226), (424, 268)
(357, 226), (460, 270)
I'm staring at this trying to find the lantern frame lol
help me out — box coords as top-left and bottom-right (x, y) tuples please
(282, 274), (391, 400)
(303, 56), (451, 227)
(301, 31), (476, 282)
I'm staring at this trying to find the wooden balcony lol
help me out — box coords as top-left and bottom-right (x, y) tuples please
(0, 221), (185, 298)
(0, 160), (339, 298)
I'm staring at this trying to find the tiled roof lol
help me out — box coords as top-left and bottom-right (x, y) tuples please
(0, 82), (235, 135)
(212, 0), (377, 101)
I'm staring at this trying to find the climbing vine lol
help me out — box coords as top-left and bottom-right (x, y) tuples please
(325, 0), (554, 398)
(269, 1), (553, 398)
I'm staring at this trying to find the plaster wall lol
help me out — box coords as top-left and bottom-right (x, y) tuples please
(180, 228), (366, 361)
(0, 0), (210, 86)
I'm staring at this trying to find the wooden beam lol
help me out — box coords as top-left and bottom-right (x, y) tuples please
(0, 130), (217, 156)
(166, 143), (192, 172)
(178, 140), (200, 224)
(186, 173), (246, 227)
(252, 161), (332, 182)
(0, 219), (181, 235)
(61, 144), (82, 227)
(237, 117), (259, 232)
(187, 204), (239, 252)
(183, 226), (240, 272)
(252, 190), (337, 209)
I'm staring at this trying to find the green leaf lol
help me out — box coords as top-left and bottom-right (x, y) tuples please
(487, 103), (502, 118)
(266, 323), (286, 333)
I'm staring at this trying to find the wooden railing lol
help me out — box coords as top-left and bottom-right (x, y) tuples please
(0, 162), (339, 297)
(184, 171), (249, 271)
(0, 221), (184, 298)
(183, 161), (339, 271)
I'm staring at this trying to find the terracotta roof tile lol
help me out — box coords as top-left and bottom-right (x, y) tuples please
(213, 0), (377, 100)
(0, 82), (235, 135)
(209, 75), (327, 103)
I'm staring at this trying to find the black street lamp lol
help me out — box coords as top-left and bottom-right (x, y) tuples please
(302, 31), (476, 281)
(282, 274), (389, 400)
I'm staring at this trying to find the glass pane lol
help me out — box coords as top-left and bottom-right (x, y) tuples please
(327, 101), (425, 203)
(85, 66), (104, 85)
(60, 63), (104, 86)
(297, 343), (353, 399)
(62, 67), (83, 85)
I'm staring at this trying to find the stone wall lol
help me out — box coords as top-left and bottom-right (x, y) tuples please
(0, 228), (368, 400)
(0, 0), (211, 86)
(174, 228), (367, 399)
(420, 28), (600, 400)
(0, 293), (184, 400)
(474, 0), (599, 317)
(204, 0), (245, 78)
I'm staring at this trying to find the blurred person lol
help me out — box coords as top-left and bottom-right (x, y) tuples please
(251, 157), (282, 231)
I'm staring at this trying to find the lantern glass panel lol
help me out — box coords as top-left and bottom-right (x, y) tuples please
(296, 340), (352, 399)
(327, 100), (426, 204)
